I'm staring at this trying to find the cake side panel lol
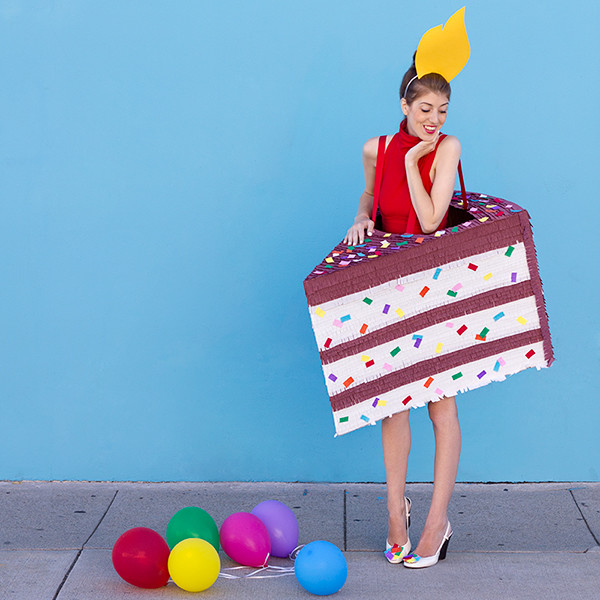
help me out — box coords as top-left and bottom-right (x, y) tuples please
(518, 210), (554, 366)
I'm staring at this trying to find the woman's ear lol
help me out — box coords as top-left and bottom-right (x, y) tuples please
(400, 97), (409, 116)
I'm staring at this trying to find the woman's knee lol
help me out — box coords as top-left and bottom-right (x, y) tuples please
(427, 396), (459, 428)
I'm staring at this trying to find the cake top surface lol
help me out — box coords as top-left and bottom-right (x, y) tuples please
(305, 192), (523, 282)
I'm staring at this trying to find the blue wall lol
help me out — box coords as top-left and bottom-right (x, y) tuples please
(1, 0), (598, 482)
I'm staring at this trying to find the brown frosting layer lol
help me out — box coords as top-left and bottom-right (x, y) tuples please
(329, 328), (544, 411)
(320, 280), (534, 364)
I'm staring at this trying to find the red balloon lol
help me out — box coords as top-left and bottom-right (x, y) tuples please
(112, 527), (170, 589)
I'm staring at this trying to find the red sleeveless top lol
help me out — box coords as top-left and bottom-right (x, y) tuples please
(378, 119), (448, 234)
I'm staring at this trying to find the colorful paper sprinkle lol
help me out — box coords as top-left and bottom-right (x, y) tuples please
(383, 363), (393, 372)
(372, 398), (379, 407)
(325, 257), (334, 263)
(324, 338), (332, 348)
(395, 284), (405, 292)
(424, 376), (434, 388)
(468, 263), (479, 271)
(340, 314), (351, 323)
(457, 324), (468, 335)
(484, 272), (493, 281)
(434, 388), (444, 396)
(511, 272), (518, 283)
(315, 307), (325, 318)
(435, 343), (443, 354)
(396, 308), (405, 318)
(498, 357), (506, 366)
(452, 283), (463, 292)
(415, 237), (424, 244)
(517, 316), (527, 325)
(333, 319), (343, 328)
(526, 349), (536, 359)
(413, 335), (423, 349)
(452, 372), (463, 380)
(447, 290), (458, 297)
(360, 415), (370, 422)
(363, 297), (373, 305)
(365, 359), (375, 368)
(361, 355), (370, 362)
(479, 327), (490, 338)
(328, 374), (338, 382)
(402, 395), (412, 406)
(360, 323), (368, 334)
(383, 304), (391, 314)
(390, 346), (401, 357)
(343, 377), (354, 388)
(493, 312), (505, 321)
(493, 361), (501, 372)
(445, 322), (454, 328)
(433, 268), (442, 280)
(477, 370), (487, 379)
(505, 245), (515, 257)
(339, 416), (349, 423)
(420, 286), (430, 297)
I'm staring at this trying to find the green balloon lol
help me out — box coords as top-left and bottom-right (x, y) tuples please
(166, 507), (220, 552)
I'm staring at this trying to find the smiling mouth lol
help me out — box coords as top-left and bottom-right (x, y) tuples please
(423, 125), (437, 134)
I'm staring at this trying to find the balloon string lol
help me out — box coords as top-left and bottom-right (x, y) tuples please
(218, 565), (296, 580)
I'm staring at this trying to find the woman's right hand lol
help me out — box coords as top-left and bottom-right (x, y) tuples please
(344, 216), (374, 246)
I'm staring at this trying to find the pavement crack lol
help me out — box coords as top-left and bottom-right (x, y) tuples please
(569, 488), (600, 547)
(52, 489), (119, 599)
(343, 489), (347, 552)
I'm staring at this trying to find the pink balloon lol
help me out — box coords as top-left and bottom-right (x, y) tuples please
(219, 512), (270, 568)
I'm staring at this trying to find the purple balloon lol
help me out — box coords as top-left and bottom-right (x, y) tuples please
(251, 500), (299, 558)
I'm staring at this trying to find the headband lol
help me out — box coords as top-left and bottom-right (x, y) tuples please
(403, 7), (471, 99)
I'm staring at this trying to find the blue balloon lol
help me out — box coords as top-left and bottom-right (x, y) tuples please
(294, 540), (347, 596)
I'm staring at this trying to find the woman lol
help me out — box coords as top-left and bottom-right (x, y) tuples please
(343, 62), (461, 569)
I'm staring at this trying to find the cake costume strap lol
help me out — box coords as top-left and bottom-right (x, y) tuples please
(371, 135), (388, 224)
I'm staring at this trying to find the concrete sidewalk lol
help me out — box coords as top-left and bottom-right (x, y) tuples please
(1, 481), (598, 599)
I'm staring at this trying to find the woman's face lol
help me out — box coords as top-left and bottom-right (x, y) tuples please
(401, 91), (449, 140)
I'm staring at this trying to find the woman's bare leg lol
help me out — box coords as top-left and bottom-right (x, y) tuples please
(381, 410), (411, 545)
(413, 396), (461, 557)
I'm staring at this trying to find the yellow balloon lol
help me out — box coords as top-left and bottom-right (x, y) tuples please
(168, 538), (220, 592)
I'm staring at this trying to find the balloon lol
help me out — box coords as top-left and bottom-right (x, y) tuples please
(168, 538), (220, 592)
(219, 512), (271, 568)
(294, 540), (347, 596)
(166, 506), (220, 551)
(111, 527), (170, 589)
(251, 500), (299, 558)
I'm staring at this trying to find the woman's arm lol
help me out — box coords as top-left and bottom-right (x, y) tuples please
(343, 137), (379, 245)
(405, 135), (461, 234)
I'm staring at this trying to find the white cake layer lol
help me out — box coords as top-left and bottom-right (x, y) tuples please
(322, 294), (541, 396)
(333, 340), (546, 436)
(309, 242), (528, 351)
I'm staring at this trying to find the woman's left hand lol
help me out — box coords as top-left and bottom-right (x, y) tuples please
(405, 130), (440, 165)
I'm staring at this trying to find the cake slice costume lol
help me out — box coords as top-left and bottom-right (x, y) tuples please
(303, 8), (554, 436)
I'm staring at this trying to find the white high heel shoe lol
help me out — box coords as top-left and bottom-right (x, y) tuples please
(403, 521), (452, 569)
(384, 497), (412, 564)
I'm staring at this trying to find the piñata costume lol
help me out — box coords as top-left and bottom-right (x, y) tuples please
(303, 8), (553, 436)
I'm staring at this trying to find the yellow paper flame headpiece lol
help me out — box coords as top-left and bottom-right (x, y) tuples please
(406, 7), (470, 96)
